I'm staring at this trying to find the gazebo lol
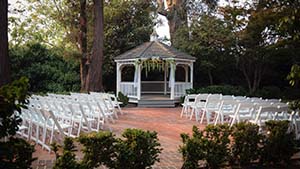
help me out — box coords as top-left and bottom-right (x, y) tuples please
(114, 41), (195, 106)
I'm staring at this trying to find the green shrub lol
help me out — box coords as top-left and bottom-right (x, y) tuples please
(180, 125), (231, 169)
(255, 86), (282, 99)
(117, 92), (129, 107)
(180, 127), (206, 169)
(261, 120), (297, 166)
(204, 124), (231, 169)
(0, 137), (36, 169)
(78, 132), (116, 169)
(10, 43), (80, 93)
(231, 122), (263, 166)
(0, 77), (36, 168)
(113, 128), (162, 169)
(52, 138), (79, 169)
(186, 85), (247, 96)
(52, 129), (161, 169)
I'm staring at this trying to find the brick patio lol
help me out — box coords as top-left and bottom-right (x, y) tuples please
(31, 107), (202, 169)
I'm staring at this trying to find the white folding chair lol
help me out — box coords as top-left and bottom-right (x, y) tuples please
(181, 94), (197, 118)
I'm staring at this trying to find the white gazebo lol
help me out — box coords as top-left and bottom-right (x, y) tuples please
(114, 41), (195, 106)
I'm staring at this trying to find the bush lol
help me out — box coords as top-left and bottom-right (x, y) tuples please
(10, 43), (80, 93)
(186, 85), (247, 96)
(52, 129), (162, 169)
(261, 120), (297, 166)
(231, 122), (263, 166)
(255, 86), (282, 99)
(180, 125), (231, 169)
(52, 137), (79, 169)
(114, 128), (162, 169)
(0, 77), (36, 168)
(117, 92), (129, 107)
(181, 122), (299, 168)
(0, 137), (36, 169)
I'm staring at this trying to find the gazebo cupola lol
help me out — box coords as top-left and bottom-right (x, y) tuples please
(114, 41), (195, 103)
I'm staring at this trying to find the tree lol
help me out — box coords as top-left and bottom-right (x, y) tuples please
(0, 0), (10, 87)
(173, 14), (234, 85)
(10, 0), (155, 92)
(157, 0), (219, 44)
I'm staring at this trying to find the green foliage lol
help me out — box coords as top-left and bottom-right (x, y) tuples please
(261, 120), (297, 165)
(52, 138), (79, 169)
(0, 137), (36, 169)
(0, 78), (35, 169)
(78, 132), (116, 169)
(186, 85), (247, 96)
(231, 122), (263, 166)
(254, 86), (282, 99)
(180, 125), (231, 169)
(52, 129), (161, 169)
(117, 92), (129, 107)
(10, 43), (80, 93)
(0, 77), (29, 138)
(113, 129), (162, 169)
(181, 122), (299, 168)
(204, 125), (231, 169)
(287, 64), (300, 86)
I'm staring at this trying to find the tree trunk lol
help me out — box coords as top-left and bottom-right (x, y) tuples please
(157, 0), (187, 44)
(85, 0), (104, 92)
(208, 70), (213, 85)
(79, 0), (89, 91)
(0, 0), (10, 87)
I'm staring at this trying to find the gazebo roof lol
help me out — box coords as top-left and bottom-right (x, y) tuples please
(114, 41), (196, 61)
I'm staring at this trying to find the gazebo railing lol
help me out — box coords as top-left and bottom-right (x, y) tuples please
(174, 82), (192, 97)
(120, 82), (138, 98)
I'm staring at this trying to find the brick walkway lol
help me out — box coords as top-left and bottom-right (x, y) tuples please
(32, 107), (202, 169)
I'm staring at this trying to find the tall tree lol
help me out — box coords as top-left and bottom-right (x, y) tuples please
(157, 0), (219, 44)
(84, 0), (104, 91)
(79, 0), (104, 92)
(0, 0), (10, 86)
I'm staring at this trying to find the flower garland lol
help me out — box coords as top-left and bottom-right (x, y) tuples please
(134, 57), (175, 77)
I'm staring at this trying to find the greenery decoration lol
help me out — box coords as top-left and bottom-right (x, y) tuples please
(134, 57), (175, 77)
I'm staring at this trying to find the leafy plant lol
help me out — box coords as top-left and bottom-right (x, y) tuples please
(186, 85), (247, 96)
(78, 132), (116, 169)
(0, 77), (29, 138)
(180, 126), (206, 169)
(261, 120), (297, 166)
(10, 43), (80, 93)
(0, 77), (36, 169)
(180, 125), (231, 169)
(52, 129), (161, 169)
(117, 92), (129, 107)
(231, 122), (263, 166)
(52, 138), (79, 169)
(113, 129), (162, 169)
(0, 137), (36, 169)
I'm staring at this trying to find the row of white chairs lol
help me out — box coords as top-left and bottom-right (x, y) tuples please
(181, 94), (300, 139)
(17, 92), (123, 152)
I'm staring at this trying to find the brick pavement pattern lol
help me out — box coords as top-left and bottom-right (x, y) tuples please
(32, 107), (203, 169)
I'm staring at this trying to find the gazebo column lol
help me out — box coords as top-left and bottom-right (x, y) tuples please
(137, 64), (141, 100)
(184, 65), (188, 82)
(170, 64), (175, 100)
(190, 63), (193, 89)
(164, 63), (167, 95)
(116, 62), (121, 96)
